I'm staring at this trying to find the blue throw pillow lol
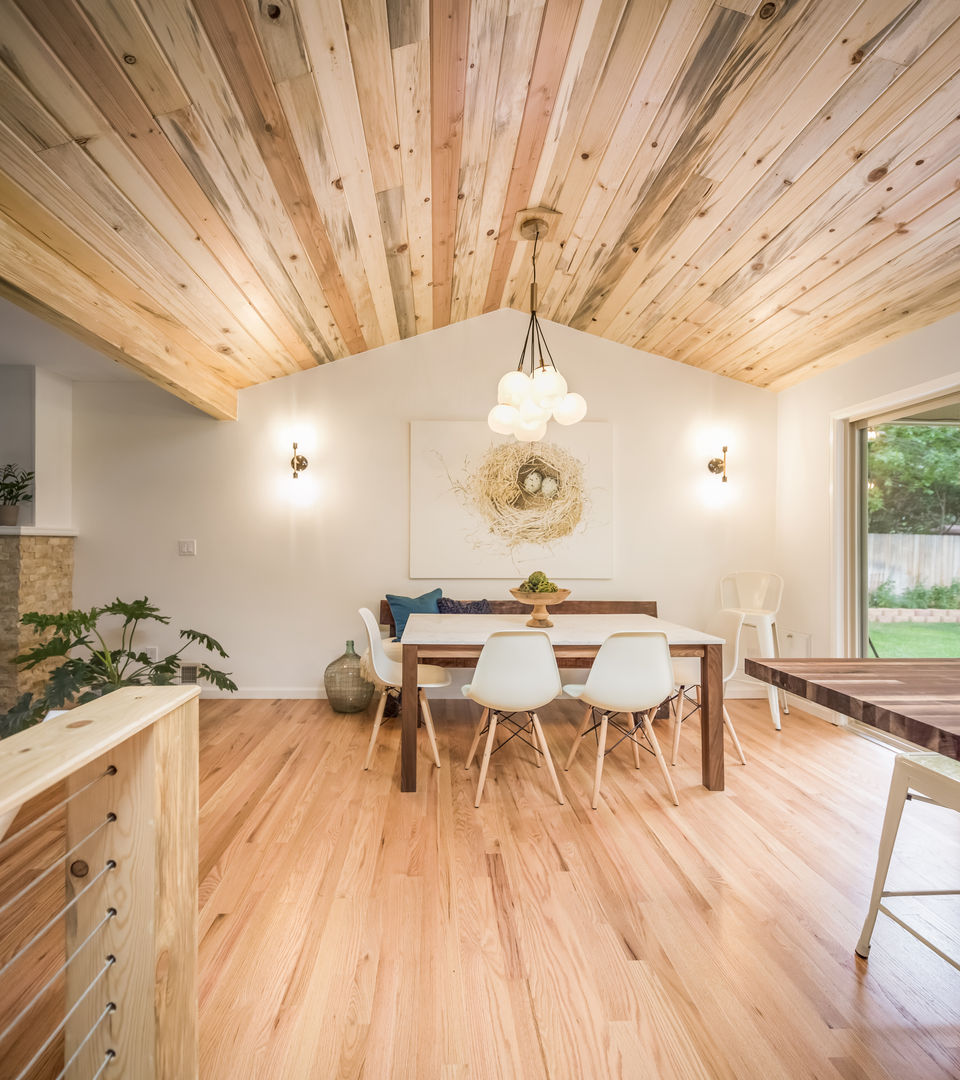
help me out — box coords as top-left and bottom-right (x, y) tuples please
(387, 588), (442, 639)
(437, 598), (492, 615)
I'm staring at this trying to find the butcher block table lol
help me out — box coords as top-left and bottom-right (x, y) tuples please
(401, 613), (725, 794)
(745, 657), (960, 760)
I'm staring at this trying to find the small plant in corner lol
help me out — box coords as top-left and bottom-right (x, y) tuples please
(0, 464), (34, 526)
(0, 597), (238, 739)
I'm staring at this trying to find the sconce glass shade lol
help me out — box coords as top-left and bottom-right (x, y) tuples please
(497, 370), (532, 407)
(487, 403), (520, 435)
(553, 392), (587, 426)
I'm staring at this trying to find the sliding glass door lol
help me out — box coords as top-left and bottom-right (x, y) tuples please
(858, 398), (960, 658)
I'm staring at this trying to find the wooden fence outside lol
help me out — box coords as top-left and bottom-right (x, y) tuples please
(868, 533), (960, 591)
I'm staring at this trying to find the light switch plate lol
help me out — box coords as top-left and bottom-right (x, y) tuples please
(178, 539), (197, 556)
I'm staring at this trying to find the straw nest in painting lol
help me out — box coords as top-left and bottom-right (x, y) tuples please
(454, 441), (586, 547)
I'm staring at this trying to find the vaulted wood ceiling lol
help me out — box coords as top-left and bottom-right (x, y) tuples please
(0, 0), (958, 419)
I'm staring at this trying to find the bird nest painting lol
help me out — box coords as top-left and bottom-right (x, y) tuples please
(453, 440), (586, 547)
(409, 421), (611, 579)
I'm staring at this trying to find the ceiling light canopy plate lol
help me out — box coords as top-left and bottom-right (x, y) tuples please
(510, 206), (562, 243)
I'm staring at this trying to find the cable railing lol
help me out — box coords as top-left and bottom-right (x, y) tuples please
(0, 686), (200, 1080)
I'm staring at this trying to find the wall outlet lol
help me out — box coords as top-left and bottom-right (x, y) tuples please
(178, 539), (197, 556)
(781, 629), (812, 658)
(143, 646), (159, 662)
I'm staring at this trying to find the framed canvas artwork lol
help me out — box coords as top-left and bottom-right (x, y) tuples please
(410, 421), (612, 578)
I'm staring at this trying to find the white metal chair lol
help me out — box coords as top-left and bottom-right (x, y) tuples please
(358, 607), (450, 771)
(856, 752), (960, 971)
(670, 609), (747, 767)
(463, 631), (565, 808)
(720, 571), (789, 729)
(563, 632), (678, 809)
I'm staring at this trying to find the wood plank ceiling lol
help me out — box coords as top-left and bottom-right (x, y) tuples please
(0, 0), (958, 419)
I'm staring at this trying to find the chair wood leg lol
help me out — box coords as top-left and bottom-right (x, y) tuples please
(643, 709), (679, 806)
(531, 712), (564, 805)
(591, 712), (609, 810)
(474, 712), (499, 807)
(856, 763), (910, 958)
(772, 620), (790, 714)
(626, 712), (641, 769)
(723, 704), (747, 765)
(529, 713), (541, 766)
(419, 689), (441, 768)
(565, 704), (593, 770)
(362, 691), (388, 771)
(671, 687), (685, 767)
(465, 708), (489, 770)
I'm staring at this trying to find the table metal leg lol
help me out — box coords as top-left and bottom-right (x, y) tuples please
(700, 642), (725, 790)
(401, 643), (418, 792)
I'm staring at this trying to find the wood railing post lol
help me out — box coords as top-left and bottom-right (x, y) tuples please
(64, 693), (199, 1079)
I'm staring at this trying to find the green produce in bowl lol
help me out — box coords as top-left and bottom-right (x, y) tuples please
(518, 570), (559, 593)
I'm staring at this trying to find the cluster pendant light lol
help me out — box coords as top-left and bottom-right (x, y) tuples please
(487, 218), (587, 441)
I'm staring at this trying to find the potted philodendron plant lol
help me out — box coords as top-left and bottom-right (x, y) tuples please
(0, 596), (239, 740)
(0, 464), (34, 526)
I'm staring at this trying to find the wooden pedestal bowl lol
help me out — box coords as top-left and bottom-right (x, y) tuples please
(509, 587), (571, 628)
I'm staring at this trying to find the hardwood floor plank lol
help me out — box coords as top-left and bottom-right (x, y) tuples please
(2, 696), (958, 1079)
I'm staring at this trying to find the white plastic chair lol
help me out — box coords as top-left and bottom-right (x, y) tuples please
(720, 571), (789, 729)
(463, 631), (564, 808)
(856, 752), (960, 970)
(358, 607), (450, 771)
(670, 609), (747, 767)
(562, 632), (678, 809)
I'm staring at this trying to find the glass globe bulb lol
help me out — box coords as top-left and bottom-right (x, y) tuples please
(532, 366), (567, 409)
(487, 403), (520, 435)
(553, 392), (587, 425)
(515, 420), (547, 442)
(497, 370), (532, 406)
(518, 395), (549, 423)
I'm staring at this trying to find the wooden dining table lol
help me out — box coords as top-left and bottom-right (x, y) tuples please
(745, 657), (960, 760)
(400, 613), (725, 793)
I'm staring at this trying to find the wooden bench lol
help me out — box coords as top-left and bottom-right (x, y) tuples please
(378, 599), (658, 668)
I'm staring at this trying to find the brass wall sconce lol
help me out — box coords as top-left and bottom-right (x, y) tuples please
(291, 442), (308, 479)
(707, 446), (728, 482)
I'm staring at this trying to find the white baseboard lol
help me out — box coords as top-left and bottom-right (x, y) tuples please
(200, 686), (325, 699)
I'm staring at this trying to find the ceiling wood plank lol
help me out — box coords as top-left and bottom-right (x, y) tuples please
(511, 0), (681, 313)
(276, 71), (385, 350)
(0, 163), (259, 388)
(449, 0), (510, 325)
(0, 0), (958, 401)
(659, 117), (960, 364)
(187, 0), (366, 354)
(10, 0), (323, 370)
(0, 214), (238, 418)
(294, 0), (402, 344)
(594, 0), (916, 345)
(392, 34), (434, 333)
(614, 8), (960, 354)
(480, 0), (583, 316)
(430, 0), (471, 329)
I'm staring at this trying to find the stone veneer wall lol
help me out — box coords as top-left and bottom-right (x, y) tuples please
(0, 536), (74, 712)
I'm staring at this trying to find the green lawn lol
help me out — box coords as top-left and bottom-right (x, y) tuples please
(868, 621), (960, 658)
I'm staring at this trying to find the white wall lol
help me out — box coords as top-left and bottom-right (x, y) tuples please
(71, 309), (778, 695)
(0, 365), (72, 528)
(0, 366), (35, 525)
(776, 311), (960, 655)
(33, 369), (72, 528)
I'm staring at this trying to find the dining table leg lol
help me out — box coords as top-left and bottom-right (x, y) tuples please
(700, 642), (725, 791)
(401, 643), (419, 792)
